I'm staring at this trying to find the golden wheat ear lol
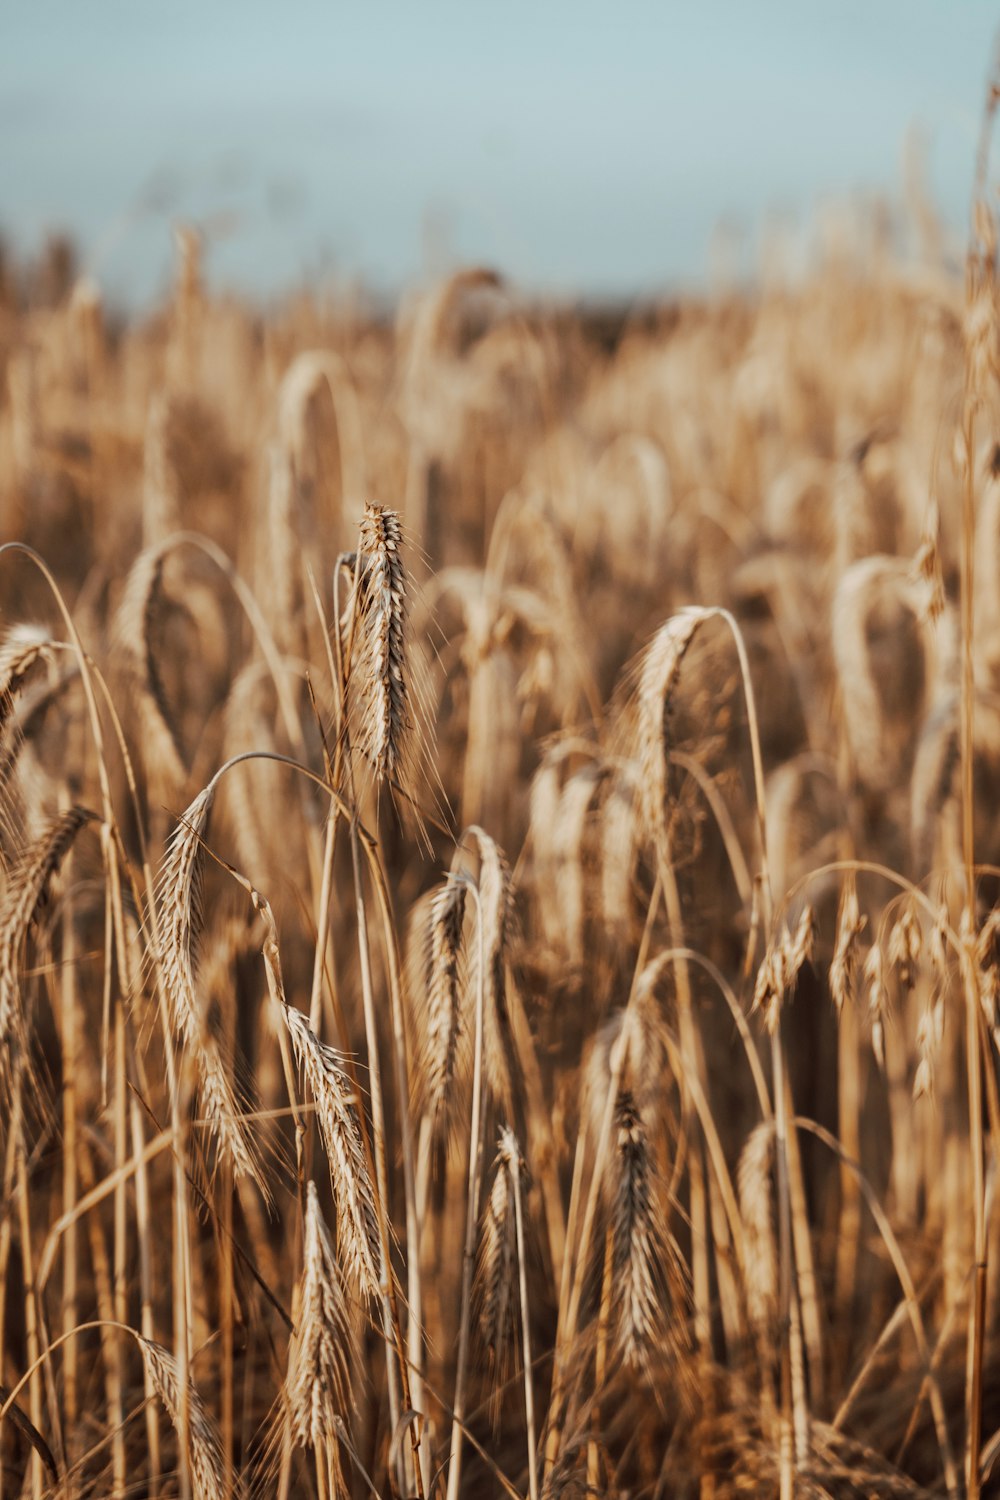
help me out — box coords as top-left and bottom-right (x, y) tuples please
(407, 876), (468, 1142)
(138, 1337), (229, 1500)
(347, 503), (409, 784)
(606, 1089), (665, 1374)
(114, 543), (187, 796)
(0, 804), (97, 1075)
(155, 787), (267, 1194)
(476, 1131), (518, 1408)
(0, 626), (57, 745)
(284, 1180), (355, 1452)
(282, 1003), (382, 1305)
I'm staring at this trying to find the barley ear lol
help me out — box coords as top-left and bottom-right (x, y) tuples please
(0, 805), (97, 1071)
(349, 503), (410, 785)
(283, 1003), (382, 1304)
(285, 1180), (354, 1452)
(156, 787), (264, 1192)
(138, 1337), (228, 1500)
(409, 877), (468, 1139)
(607, 1091), (663, 1372)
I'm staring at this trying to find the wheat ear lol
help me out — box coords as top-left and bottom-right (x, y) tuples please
(283, 1003), (382, 1304)
(286, 1181), (354, 1451)
(477, 1133), (518, 1393)
(156, 788), (264, 1191)
(608, 1091), (662, 1372)
(466, 826), (516, 1116)
(350, 503), (409, 784)
(138, 1337), (228, 1500)
(409, 877), (468, 1139)
(0, 804), (96, 1062)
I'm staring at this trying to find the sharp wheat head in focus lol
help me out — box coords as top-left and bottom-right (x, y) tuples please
(4, 88), (1000, 1500)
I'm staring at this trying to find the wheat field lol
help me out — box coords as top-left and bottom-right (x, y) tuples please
(2, 109), (1000, 1500)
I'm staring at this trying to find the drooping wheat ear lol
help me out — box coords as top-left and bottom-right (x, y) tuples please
(582, 978), (670, 1153)
(752, 905), (816, 1034)
(349, 503), (409, 784)
(832, 555), (944, 798)
(765, 758), (842, 910)
(553, 765), (602, 964)
(278, 349), (364, 524)
(115, 544), (186, 790)
(738, 1120), (778, 1337)
(283, 1003), (381, 1303)
(467, 826), (517, 1117)
(476, 1131), (518, 1386)
(529, 756), (602, 965)
(411, 877), (468, 1138)
(157, 786), (213, 1040)
(829, 876), (866, 1016)
(156, 787), (263, 1191)
(286, 1180), (354, 1451)
(0, 626), (55, 745)
(0, 805), (96, 1061)
(137, 1337), (227, 1500)
(608, 1090), (662, 1372)
(633, 609), (708, 842)
(909, 691), (961, 875)
(221, 663), (284, 885)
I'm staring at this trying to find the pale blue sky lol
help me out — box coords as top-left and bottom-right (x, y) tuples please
(2, 2), (998, 307)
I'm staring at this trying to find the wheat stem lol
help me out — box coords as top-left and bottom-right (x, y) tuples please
(445, 875), (485, 1500)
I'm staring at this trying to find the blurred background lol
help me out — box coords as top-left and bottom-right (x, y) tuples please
(4, 0), (998, 310)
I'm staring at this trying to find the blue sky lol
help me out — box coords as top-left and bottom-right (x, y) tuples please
(2, 2), (998, 307)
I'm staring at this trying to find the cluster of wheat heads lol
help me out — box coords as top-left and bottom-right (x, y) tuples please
(5, 163), (1000, 1500)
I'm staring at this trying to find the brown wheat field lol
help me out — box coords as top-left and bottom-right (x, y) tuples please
(3, 101), (1000, 1500)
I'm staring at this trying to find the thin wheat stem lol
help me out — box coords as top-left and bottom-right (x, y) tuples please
(446, 875), (485, 1500)
(507, 1134), (539, 1500)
